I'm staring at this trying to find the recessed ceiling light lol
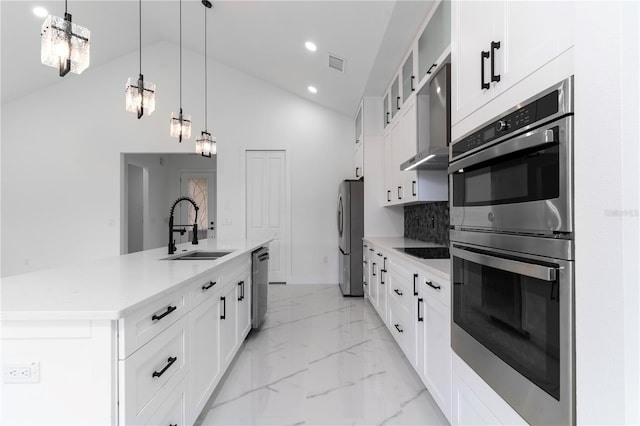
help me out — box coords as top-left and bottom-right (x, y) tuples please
(33, 6), (48, 18)
(308, 86), (317, 94)
(305, 41), (317, 52)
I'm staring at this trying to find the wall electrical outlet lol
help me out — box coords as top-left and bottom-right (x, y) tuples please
(3, 362), (40, 384)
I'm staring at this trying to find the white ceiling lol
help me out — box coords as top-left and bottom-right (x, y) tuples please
(0, 0), (434, 116)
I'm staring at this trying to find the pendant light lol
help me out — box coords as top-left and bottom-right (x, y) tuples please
(195, 0), (215, 158)
(125, 0), (156, 118)
(170, 0), (191, 142)
(40, 0), (90, 77)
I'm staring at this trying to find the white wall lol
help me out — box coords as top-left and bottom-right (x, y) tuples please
(1, 41), (353, 283)
(574, 2), (639, 424)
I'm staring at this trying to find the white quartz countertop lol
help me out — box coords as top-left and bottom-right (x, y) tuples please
(1, 238), (272, 321)
(363, 237), (450, 280)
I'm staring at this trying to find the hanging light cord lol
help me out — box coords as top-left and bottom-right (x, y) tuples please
(138, 0), (142, 75)
(179, 0), (183, 110)
(64, 0), (68, 15)
(204, 7), (208, 131)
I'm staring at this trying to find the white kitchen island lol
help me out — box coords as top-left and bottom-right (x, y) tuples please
(1, 238), (271, 425)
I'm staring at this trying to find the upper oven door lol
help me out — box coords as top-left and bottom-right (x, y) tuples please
(449, 116), (573, 235)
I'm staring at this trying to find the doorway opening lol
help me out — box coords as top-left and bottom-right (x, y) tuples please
(121, 153), (216, 254)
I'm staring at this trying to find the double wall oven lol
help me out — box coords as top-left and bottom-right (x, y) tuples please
(448, 77), (574, 425)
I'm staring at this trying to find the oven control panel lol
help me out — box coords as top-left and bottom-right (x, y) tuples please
(452, 90), (560, 159)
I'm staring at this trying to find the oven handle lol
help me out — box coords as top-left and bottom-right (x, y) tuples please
(451, 246), (557, 282)
(449, 125), (557, 173)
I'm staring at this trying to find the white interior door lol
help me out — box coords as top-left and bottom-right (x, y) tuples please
(246, 151), (287, 283)
(178, 172), (216, 243)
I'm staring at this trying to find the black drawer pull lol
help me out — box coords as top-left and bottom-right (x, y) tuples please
(394, 324), (404, 333)
(387, 190), (391, 202)
(413, 273), (418, 296)
(412, 180), (416, 197)
(411, 75), (415, 91)
(396, 96), (401, 110)
(220, 296), (226, 319)
(417, 298), (424, 322)
(394, 288), (403, 296)
(369, 248), (374, 252)
(427, 63), (437, 75)
(380, 269), (385, 285)
(152, 356), (177, 378)
(372, 263), (376, 276)
(152, 305), (177, 322)
(355, 167), (360, 178)
(377, 252), (382, 257)
(426, 280), (441, 291)
(202, 281), (216, 291)
(397, 186), (402, 200)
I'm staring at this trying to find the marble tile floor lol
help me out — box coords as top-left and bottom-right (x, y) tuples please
(197, 284), (448, 426)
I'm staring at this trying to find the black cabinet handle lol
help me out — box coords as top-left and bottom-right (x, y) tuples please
(381, 269), (385, 285)
(369, 248), (374, 252)
(412, 180), (416, 196)
(427, 63), (437, 75)
(152, 305), (177, 322)
(170, 424), (177, 426)
(355, 167), (360, 178)
(363, 260), (368, 264)
(394, 324), (404, 333)
(386, 112), (390, 124)
(377, 252), (382, 257)
(238, 281), (245, 301)
(397, 186), (402, 200)
(426, 280), (441, 291)
(413, 273), (418, 296)
(481, 50), (490, 90)
(152, 356), (177, 378)
(396, 96), (401, 110)
(373, 263), (376, 276)
(410, 75), (415, 91)
(220, 296), (226, 319)
(383, 257), (387, 271)
(417, 298), (424, 322)
(355, 139), (359, 145)
(202, 281), (216, 291)
(387, 190), (391, 202)
(394, 288), (403, 296)
(491, 41), (501, 83)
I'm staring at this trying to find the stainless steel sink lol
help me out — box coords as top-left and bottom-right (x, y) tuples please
(164, 250), (235, 260)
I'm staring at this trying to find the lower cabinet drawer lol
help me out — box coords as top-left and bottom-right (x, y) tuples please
(388, 296), (414, 362)
(119, 315), (189, 425)
(146, 375), (187, 426)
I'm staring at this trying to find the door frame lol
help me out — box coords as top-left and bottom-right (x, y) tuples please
(178, 170), (217, 242)
(243, 149), (291, 284)
(122, 160), (149, 254)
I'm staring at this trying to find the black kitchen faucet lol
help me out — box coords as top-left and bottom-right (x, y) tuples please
(168, 196), (199, 254)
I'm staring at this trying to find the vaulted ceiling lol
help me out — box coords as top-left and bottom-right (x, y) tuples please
(1, 1), (434, 116)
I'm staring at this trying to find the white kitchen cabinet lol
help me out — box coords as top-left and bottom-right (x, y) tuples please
(423, 294), (451, 420)
(383, 128), (394, 205)
(390, 116), (404, 203)
(354, 142), (364, 179)
(189, 292), (221, 421)
(402, 51), (416, 104)
(375, 250), (388, 323)
(391, 76), (401, 120)
(418, 0), (451, 85)
(118, 315), (189, 425)
(452, 0), (574, 125)
(387, 258), (417, 365)
(236, 271), (252, 339)
(219, 284), (238, 369)
(149, 376), (188, 426)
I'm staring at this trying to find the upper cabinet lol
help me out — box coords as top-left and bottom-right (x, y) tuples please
(355, 105), (363, 146)
(402, 52), (416, 104)
(383, 93), (390, 129)
(418, 0), (451, 84)
(391, 76), (400, 120)
(452, 1), (574, 125)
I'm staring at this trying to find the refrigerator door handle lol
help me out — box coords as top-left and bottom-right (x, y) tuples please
(337, 194), (343, 236)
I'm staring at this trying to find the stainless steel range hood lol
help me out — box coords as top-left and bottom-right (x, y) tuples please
(401, 63), (450, 171)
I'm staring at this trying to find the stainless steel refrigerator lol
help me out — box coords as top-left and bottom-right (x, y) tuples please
(337, 179), (364, 296)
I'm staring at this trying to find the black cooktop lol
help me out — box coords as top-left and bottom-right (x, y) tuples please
(394, 247), (450, 260)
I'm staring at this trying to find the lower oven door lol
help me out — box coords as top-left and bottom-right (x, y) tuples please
(451, 241), (574, 425)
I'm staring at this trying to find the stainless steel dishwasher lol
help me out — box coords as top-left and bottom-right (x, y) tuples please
(251, 247), (269, 328)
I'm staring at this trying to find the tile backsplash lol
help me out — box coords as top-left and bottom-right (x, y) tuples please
(404, 202), (449, 245)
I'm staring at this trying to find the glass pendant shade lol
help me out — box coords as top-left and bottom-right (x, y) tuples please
(196, 131), (216, 157)
(125, 75), (156, 118)
(40, 14), (90, 76)
(170, 111), (192, 141)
